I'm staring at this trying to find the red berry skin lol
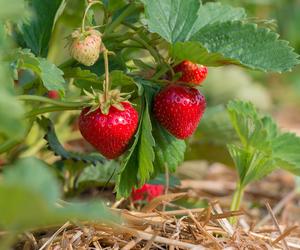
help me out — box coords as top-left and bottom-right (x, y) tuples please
(131, 184), (164, 202)
(78, 102), (138, 159)
(154, 84), (206, 139)
(47, 90), (60, 99)
(173, 60), (208, 85)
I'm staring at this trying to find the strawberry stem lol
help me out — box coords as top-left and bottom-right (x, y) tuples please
(18, 95), (86, 108)
(81, 1), (102, 33)
(103, 48), (110, 102)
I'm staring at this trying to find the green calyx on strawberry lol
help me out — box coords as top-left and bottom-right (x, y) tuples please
(69, 28), (103, 66)
(83, 88), (132, 115)
(153, 84), (206, 139)
(79, 88), (138, 159)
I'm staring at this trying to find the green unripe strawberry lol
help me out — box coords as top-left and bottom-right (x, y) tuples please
(69, 29), (102, 66)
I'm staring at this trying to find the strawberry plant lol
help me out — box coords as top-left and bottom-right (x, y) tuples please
(0, 0), (300, 244)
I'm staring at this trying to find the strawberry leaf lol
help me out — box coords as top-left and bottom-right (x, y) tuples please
(152, 121), (186, 173)
(142, 0), (299, 72)
(272, 132), (300, 175)
(186, 21), (300, 72)
(16, 49), (66, 94)
(227, 100), (300, 187)
(141, 0), (245, 43)
(115, 84), (156, 198)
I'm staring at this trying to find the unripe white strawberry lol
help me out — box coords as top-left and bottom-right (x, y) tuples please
(69, 29), (102, 66)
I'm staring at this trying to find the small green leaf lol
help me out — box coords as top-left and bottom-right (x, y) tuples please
(226, 100), (300, 187)
(152, 121), (186, 173)
(76, 161), (119, 190)
(116, 84), (156, 198)
(272, 132), (300, 175)
(137, 86), (155, 184)
(63, 67), (100, 90)
(38, 58), (65, 94)
(17, 50), (66, 94)
(227, 100), (270, 150)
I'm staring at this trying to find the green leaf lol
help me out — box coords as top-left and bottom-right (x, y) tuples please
(63, 67), (100, 91)
(227, 144), (276, 187)
(116, 84), (155, 198)
(152, 120), (186, 173)
(272, 132), (300, 175)
(141, 1), (245, 43)
(171, 41), (239, 66)
(38, 58), (65, 94)
(17, 50), (66, 94)
(187, 21), (300, 72)
(0, 157), (117, 233)
(226, 100), (300, 186)
(137, 86), (155, 184)
(190, 2), (246, 35)
(142, 0), (246, 43)
(18, 0), (64, 57)
(227, 100), (270, 150)
(141, 0), (200, 43)
(76, 161), (119, 190)
(4, 158), (60, 204)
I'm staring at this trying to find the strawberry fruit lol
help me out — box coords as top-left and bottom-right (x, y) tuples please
(131, 184), (164, 202)
(69, 29), (102, 66)
(79, 102), (138, 159)
(153, 84), (206, 139)
(47, 90), (60, 99)
(173, 60), (208, 85)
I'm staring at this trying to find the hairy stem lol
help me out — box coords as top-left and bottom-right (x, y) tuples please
(82, 1), (102, 33)
(24, 106), (82, 119)
(103, 48), (110, 102)
(18, 95), (85, 108)
(230, 182), (245, 224)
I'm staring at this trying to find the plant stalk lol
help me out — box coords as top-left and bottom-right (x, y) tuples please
(24, 106), (82, 119)
(82, 1), (102, 33)
(18, 95), (85, 108)
(103, 48), (110, 102)
(230, 182), (245, 224)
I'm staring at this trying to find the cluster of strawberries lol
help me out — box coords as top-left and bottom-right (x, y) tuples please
(51, 28), (208, 202)
(78, 60), (208, 159)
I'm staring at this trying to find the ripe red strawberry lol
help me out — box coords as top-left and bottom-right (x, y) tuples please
(173, 60), (208, 85)
(153, 84), (206, 139)
(78, 102), (138, 159)
(131, 184), (164, 202)
(47, 90), (60, 99)
(69, 29), (102, 66)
